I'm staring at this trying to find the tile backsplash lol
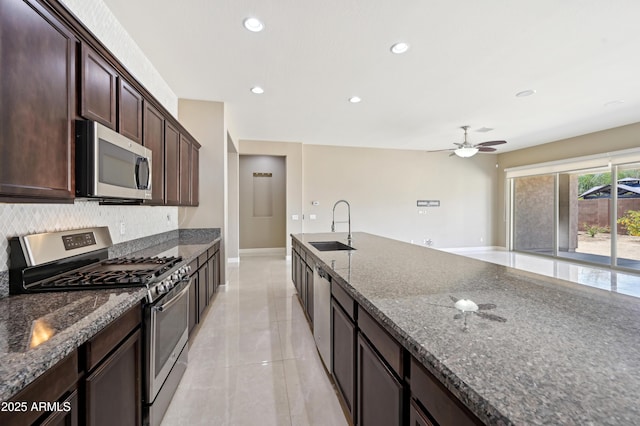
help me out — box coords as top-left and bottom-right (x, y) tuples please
(0, 201), (179, 272)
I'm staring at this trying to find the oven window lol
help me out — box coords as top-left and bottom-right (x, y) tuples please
(155, 290), (188, 377)
(99, 139), (137, 188)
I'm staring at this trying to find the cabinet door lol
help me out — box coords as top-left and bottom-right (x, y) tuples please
(188, 268), (198, 335)
(40, 390), (79, 426)
(0, 0), (76, 201)
(179, 134), (191, 205)
(409, 400), (435, 426)
(305, 264), (314, 324)
(164, 122), (180, 205)
(213, 249), (221, 293)
(357, 333), (403, 426)
(207, 255), (215, 302)
(143, 102), (165, 204)
(191, 144), (200, 206)
(331, 299), (356, 423)
(118, 78), (143, 144)
(81, 43), (117, 129)
(85, 330), (141, 426)
(198, 265), (207, 318)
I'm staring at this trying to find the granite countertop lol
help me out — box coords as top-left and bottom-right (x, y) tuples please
(293, 232), (640, 426)
(0, 232), (220, 402)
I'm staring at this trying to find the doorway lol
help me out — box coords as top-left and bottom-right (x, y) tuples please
(239, 155), (287, 251)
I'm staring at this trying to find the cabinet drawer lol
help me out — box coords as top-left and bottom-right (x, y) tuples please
(358, 307), (402, 377)
(188, 259), (198, 276)
(0, 350), (79, 426)
(410, 357), (481, 426)
(85, 304), (141, 371)
(198, 252), (207, 268)
(331, 282), (355, 321)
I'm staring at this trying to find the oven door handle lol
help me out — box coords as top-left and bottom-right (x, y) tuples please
(153, 282), (190, 312)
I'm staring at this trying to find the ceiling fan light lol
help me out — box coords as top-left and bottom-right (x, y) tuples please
(454, 147), (479, 158)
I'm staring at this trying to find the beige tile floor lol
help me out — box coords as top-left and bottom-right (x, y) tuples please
(161, 256), (348, 426)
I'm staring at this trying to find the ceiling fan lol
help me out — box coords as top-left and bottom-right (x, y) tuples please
(429, 126), (507, 158)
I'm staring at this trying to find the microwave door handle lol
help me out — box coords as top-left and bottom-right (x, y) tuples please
(153, 283), (190, 313)
(135, 157), (150, 189)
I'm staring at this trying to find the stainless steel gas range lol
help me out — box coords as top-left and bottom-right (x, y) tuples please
(9, 227), (191, 426)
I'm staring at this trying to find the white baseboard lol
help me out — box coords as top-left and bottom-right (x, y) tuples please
(438, 246), (506, 252)
(239, 247), (286, 257)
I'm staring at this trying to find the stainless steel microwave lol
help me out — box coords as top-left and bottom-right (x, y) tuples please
(75, 120), (152, 201)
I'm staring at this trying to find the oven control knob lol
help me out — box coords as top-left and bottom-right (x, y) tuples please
(156, 283), (167, 295)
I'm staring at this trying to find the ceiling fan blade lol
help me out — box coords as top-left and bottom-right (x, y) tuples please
(476, 140), (506, 147)
(478, 146), (497, 152)
(426, 148), (454, 153)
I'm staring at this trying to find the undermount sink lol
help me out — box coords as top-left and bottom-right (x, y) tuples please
(309, 241), (356, 252)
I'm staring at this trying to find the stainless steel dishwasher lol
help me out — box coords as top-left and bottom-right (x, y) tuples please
(313, 264), (331, 370)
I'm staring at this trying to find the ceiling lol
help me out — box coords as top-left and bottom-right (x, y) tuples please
(101, 0), (640, 153)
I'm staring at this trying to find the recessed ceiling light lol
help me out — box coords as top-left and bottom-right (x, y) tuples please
(515, 89), (536, 98)
(348, 96), (362, 103)
(250, 86), (264, 94)
(604, 100), (625, 108)
(390, 42), (410, 54)
(243, 17), (264, 32)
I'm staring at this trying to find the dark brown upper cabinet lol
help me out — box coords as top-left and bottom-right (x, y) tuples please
(118, 78), (143, 144)
(191, 143), (200, 206)
(179, 134), (192, 205)
(0, 0), (76, 202)
(165, 121), (181, 205)
(80, 43), (117, 129)
(143, 102), (165, 205)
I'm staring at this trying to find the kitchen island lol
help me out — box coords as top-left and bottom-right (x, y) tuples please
(292, 232), (640, 425)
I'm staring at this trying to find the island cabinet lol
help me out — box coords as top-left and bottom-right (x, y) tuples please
(331, 284), (357, 423)
(409, 357), (482, 426)
(357, 307), (404, 426)
(291, 244), (314, 324)
(318, 255), (482, 426)
(0, 351), (80, 426)
(83, 304), (142, 426)
(143, 102), (165, 205)
(0, 0), (76, 202)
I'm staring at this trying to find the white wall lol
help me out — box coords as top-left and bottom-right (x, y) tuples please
(239, 140), (304, 256)
(59, 0), (178, 116)
(302, 145), (498, 248)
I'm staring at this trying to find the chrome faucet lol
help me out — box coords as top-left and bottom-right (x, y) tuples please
(331, 200), (352, 245)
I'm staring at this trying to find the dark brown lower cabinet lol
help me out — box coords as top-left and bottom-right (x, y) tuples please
(198, 262), (207, 319)
(357, 333), (403, 426)
(41, 390), (79, 426)
(0, 351), (80, 426)
(305, 263), (314, 324)
(85, 329), (141, 426)
(188, 259), (198, 336)
(331, 299), (356, 423)
(409, 399), (434, 426)
(410, 357), (482, 426)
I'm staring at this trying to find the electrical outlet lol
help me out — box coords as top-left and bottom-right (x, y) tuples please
(120, 222), (126, 236)
(310, 214), (317, 220)
(292, 215), (299, 221)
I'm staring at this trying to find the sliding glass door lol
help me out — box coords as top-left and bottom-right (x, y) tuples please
(513, 175), (555, 255)
(510, 160), (640, 272)
(615, 163), (640, 270)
